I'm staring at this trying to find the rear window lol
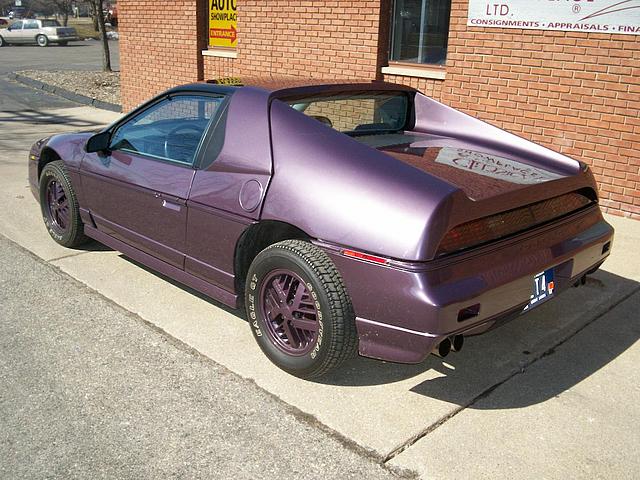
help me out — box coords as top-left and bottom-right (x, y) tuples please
(286, 91), (409, 134)
(42, 20), (61, 27)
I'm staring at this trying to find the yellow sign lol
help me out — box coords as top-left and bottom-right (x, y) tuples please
(209, 77), (243, 86)
(209, 0), (237, 48)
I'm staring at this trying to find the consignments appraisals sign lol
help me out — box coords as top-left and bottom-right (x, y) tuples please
(209, 0), (237, 48)
(468, 0), (640, 35)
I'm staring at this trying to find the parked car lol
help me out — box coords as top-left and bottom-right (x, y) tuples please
(0, 18), (9, 26)
(0, 19), (78, 47)
(28, 79), (614, 378)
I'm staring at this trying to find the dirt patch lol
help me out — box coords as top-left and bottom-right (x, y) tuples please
(17, 70), (120, 106)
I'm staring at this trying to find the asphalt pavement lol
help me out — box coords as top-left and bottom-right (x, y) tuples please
(0, 236), (403, 479)
(0, 40), (119, 111)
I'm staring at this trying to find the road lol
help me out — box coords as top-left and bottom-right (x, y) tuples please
(0, 39), (119, 111)
(0, 236), (401, 479)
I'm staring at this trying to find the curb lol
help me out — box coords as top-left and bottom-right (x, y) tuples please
(8, 72), (122, 113)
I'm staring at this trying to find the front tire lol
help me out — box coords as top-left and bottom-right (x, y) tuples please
(39, 160), (89, 248)
(36, 34), (49, 47)
(245, 240), (358, 379)
(0, 36), (5, 47)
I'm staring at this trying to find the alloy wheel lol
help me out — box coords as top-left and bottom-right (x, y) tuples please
(45, 178), (69, 235)
(260, 269), (320, 356)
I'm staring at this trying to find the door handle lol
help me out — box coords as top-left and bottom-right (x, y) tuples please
(161, 198), (182, 212)
(153, 192), (183, 211)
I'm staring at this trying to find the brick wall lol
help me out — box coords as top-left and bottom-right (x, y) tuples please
(120, 0), (639, 218)
(119, 0), (206, 111)
(382, 1), (639, 219)
(203, 0), (383, 80)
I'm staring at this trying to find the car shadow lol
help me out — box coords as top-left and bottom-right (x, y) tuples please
(120, 256), (243, 318)
(318, 270), (639, 409)
(0, 109), (105, 128)
(76, 239), (113, 252)
(112, 257), (639, 410)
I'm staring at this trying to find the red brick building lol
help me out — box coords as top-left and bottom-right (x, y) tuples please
(119, 0), (640, 218)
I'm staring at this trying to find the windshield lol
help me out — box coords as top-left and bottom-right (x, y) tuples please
(41, 19), (61, 27)
(287, 91), (409, 134)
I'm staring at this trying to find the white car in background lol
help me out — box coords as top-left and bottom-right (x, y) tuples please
(0, 19), (78, 47)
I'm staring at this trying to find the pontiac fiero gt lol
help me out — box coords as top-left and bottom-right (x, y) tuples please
(29, 79), (613, 378)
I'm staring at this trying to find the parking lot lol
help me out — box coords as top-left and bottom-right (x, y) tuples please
(0, 38), (119, 110)
(1, 48), (639, 478)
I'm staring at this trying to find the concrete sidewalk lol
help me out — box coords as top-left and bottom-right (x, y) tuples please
(1, 106), (638, 478)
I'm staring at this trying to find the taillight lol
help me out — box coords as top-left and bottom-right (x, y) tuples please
(341, 249), (389, 265)
(437, 192), (593, 256)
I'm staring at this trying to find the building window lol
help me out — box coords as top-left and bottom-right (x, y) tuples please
(390, 0), (452, 66)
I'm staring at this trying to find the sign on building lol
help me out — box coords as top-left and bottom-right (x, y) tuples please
(467, 0), (640, 35)
(209, 0), (237, 48)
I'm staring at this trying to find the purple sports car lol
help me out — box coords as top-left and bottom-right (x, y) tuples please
(29, 79), (613, 378)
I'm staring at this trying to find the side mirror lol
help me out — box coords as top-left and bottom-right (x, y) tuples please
(85, 131), (111, 153)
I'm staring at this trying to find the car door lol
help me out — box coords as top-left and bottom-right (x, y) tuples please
(184, 88), (273, 294)
(22, 19), (39, 43)
(81, 93), (226, 269)
(4, 20), (24, 43)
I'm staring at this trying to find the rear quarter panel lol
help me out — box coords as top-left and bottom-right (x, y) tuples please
(263, 99), (459, 261)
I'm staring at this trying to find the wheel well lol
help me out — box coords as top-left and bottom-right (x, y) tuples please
(234, 220), (310, 294)
(38, 147), (61, 179)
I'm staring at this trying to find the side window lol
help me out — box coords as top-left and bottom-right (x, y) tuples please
(23, 20), (39, 29)
(110, 95), (225, 165)
(10, 21), (23, 29)
(289, 92), (408, 133)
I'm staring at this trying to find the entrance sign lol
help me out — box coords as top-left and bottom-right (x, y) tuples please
(209, 0), (237, 48)
(467, 0), (640, 35)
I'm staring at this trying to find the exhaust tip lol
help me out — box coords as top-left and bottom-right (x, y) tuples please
(451, 334), (464, 352)
(433, 338), (452, 358)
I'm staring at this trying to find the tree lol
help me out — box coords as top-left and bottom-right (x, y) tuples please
(84, 0), (99, 31)
(0, 0), (13, 16)
(50, 0), (73, 25)
(91, 0), (111, 72)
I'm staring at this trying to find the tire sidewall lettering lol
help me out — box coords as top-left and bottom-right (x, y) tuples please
(306, 282), (324, 359)
(247, 276), (262, 336)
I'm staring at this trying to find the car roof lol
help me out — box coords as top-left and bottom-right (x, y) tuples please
(168, 77), (417, 99)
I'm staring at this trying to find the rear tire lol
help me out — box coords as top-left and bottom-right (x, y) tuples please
(0, 36), (5, 47)
(245, 240), (357, 379)
(36, 34), (49, 47)
(39, 160), (89, 248)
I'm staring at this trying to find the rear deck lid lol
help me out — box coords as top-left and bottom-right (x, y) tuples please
(356, 132), (566, 201)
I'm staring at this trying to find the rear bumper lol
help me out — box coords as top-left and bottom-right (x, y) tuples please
(49, 35), (78, 42)
(321, 206), (613, 364)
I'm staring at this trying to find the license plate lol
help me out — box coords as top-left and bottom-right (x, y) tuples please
(523, 269), (555, 311)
